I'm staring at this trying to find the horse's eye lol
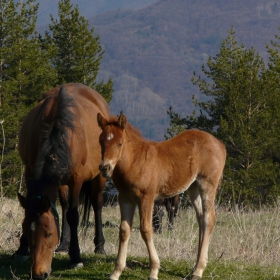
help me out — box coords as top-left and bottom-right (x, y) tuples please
(117, 142), (122, 147)
(46, 233), (52, 238)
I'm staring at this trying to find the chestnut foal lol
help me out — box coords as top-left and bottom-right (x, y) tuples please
(98, 113), (226, 280)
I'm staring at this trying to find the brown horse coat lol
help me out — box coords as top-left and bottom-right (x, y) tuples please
(98, 113), (226, 280)
(17, 83), (109, 279)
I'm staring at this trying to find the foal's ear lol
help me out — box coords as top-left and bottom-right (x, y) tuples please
(18, 192), (27, 209)
(97, 113), (108, 130)
(118, 113), (127, 129)
(39, 195), (52, 214)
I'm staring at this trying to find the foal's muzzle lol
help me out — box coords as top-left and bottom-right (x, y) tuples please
(99, 162), (112, 178)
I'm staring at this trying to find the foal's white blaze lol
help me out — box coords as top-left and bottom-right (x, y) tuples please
(107, 133), (114, 140)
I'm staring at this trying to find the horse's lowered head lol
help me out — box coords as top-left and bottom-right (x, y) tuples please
(97, 113), (127, 179)
(18, 193), (60, 279)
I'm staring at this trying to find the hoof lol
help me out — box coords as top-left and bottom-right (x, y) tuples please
(55, 245), (69, 254)
(55, 250), (68, 255)
(148, 278), (158, 280)
(94, 248), (106, 255)
(68, 262), (84, 269)
(13, 254), (29, 261)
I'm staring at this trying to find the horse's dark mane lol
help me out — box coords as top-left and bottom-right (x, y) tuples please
(35, 86), (76, 181)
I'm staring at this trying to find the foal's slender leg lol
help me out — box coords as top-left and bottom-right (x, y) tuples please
(188, 181), (217, 279)
(139, 195), (160, 280)
(110, 194), (135, 280)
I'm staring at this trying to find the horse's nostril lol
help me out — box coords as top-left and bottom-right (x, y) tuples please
(43, 272), (49, 279)
(99, 163), (111, 175)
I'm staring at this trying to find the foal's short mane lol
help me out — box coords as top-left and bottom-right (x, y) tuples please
(108, 115), (146, 142)
(35, 86), (76, 181)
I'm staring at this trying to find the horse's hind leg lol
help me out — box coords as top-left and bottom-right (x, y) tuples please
(56, 185), (70, 253)
(139, 194), (160, 280)
(188, 181), (217, 279)
(91, 174), (106, 254)
(110, 193), (135, 280)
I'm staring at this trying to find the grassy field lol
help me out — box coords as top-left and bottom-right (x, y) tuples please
(0, 197), (280, 279)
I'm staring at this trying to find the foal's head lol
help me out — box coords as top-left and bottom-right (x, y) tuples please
(97, 113), (127, 178)
(18, 193), (59, 280)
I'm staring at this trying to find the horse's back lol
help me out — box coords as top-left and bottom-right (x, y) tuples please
(61, 83), (110, 118)
(19, 83), (109, 180)
(168, 129), (226, 160)
(158, 129), (226, 196)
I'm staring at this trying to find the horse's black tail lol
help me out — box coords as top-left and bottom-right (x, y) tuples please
(80, 181), (92, 231)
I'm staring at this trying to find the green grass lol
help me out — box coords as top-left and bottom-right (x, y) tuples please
(2, 197), (280, 279)
(1, 253), (279, 280)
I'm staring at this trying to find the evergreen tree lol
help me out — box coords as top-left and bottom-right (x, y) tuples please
(0, 0), (56, 196)
(166, 28), (280, 206)
(44, 0), (113, 103)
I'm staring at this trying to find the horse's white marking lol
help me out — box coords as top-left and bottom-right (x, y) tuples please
(107, 133), (114, 140)
(31, 222), (36, 232)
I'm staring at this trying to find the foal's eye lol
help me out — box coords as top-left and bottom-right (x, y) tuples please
(117, 142), (122, 147)
(46, 233), (52, 238)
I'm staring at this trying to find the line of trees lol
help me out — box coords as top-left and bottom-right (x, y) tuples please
(0, 0), (113, 197)
(166, 27), (280, 207)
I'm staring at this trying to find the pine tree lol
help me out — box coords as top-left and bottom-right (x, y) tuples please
(44, 0), (113, 103)
(0, 0), (56, 196)
(166, 28), (280, 206)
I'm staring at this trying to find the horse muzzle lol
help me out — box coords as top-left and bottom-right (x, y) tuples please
(30, 271), (51, 280)
(99, 162), (112, 178)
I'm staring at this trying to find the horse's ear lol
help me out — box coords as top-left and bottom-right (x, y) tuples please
(97, 113), (108, 130)
(40, 195), (52, 213)
(18, 192), (26, 209)
(118, 113), (127, 129)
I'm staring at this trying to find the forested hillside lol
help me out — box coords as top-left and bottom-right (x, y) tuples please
(36, 0), (158, 27)
(2, 0), (280, 204)
(36, 0), (280, 140)
(88, 0), (280, 139)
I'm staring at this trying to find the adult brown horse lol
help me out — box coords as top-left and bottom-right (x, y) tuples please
(152, 194), (180, 233)
(15, 83), (109, 279)
(97, 113), (226, 280)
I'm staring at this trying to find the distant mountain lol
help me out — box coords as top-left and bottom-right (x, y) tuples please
(36, 0), (158, 27)
(36, 0), (280, 140)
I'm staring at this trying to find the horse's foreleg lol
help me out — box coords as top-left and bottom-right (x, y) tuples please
(56, 185), (70, 253)
(91, 175), (106, 254)
(13, 234), (29, 260)
(188, 181), (216, 279)
(67, 179), (83, 269)
(110, 194), (135, 280)
(139, 195), (160, 280)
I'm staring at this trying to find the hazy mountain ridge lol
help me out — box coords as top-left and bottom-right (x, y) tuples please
(36, 0), (280, 140)
(36, 0), (158, 27)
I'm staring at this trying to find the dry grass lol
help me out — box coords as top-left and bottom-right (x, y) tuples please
(1, 196), (280, 270)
